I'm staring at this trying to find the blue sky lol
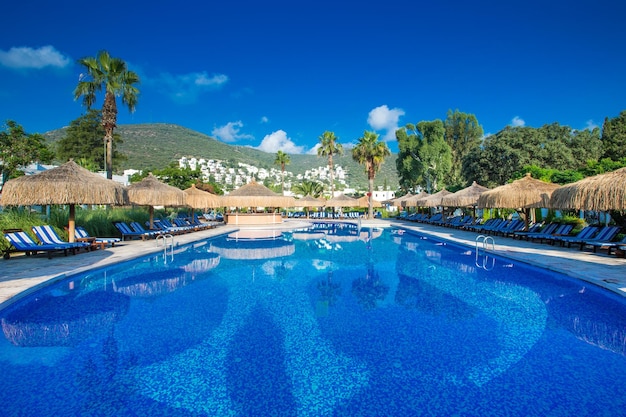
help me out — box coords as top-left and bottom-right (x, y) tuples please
(1, 1), (625, 155)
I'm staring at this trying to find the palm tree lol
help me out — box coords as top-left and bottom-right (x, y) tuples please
(291, 180), (324, 198)
(274, 150), (290, 194)
(74, 50), (140, 179)
(352, 130), (391, 219)
(317, 131), (343, 197)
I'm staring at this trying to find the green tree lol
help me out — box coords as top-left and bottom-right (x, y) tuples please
(130, 163), (202, 189)
(462, 124), (603, 187)
(443, 109), (483, 187)
(352, 131), (391, 219)
(0, 121), (54, 187)
(56, 110), (125, 170)
(601, 110), (626, 160)
(74, 50), (140, 179)
(291, 180), (324, 198)
(317, 131), (343, 197)
(396, 120), (452, 193)
(274, 150), (290, 194)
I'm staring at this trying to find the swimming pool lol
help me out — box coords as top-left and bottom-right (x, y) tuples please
(0, 222), (625, 416)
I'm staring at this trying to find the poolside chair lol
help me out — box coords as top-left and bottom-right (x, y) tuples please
(32, 225), (90, 252)
(129, 222), (163, 238)
(546, 226), (599, 247)
(75, 226), (121, 248)
(579, 226), (622, 252)
(511, 222), (544, 239)
(527, 223), (573, 243)
(2, 229), (76, 259)
(113, 222), (157, 240)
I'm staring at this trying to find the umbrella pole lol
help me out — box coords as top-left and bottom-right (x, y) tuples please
(68, 204), (76, 243)
(149, 206), (155, 229)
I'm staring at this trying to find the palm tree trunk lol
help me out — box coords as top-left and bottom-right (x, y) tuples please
(368, 177), (374, 219)
(105, 131), (113, 180)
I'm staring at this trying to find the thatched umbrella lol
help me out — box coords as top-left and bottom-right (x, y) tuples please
(441, 181), (490, 207)
(0, 160), (128, 242)
(478, 173), (561, 229)
(389, 192), (414, 207)
(357, 195), (382, 208)
(127, 173), (187, 229)
(401, 191), (431, 208)
(183, 184), (222, 210)
(325, 194), (360, 208)
(296, 194), (326, 218)
(550, 167), (626, 211)
(221, 180), (296, 208)
(416, 189), (452, 207)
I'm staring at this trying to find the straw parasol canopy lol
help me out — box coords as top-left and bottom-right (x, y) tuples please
(296, 195), (326, 207)
(0, 160), (128, 242)
(357, 195), (382, 208)
(550, 167), (626, 211)
(389, 192), (414, 207)
(325, 194), (360, 208)
(417, 189), (453, 207)
(296, 194), (326, 218)
(221, 180), (296, 208)
(401, 191), (431, 208)
(440, 181), (490, 207)
(127, 173), (187, 228)
(478, 173), (561, 229)
(183, 184), (222, 210)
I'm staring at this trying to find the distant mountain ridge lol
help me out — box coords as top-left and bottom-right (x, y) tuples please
(44, 123), (399, 190)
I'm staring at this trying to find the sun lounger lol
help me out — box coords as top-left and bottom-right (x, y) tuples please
(511, 222), (543, 239)
(527, 223), (573, 243)
(579, 226), (622, 252)
(32, 225), (90, 252)
(75, 226), (120, 248)
(113, 222), (157, 240)
(129, 222), (163, 237)
(546, 226), (599, 247)
(2, 229), (76, 259)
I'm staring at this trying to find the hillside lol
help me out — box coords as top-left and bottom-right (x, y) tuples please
(44, 123), (399, 190)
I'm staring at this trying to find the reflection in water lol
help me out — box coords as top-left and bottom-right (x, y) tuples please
(395, 233), (548, 386)
(351, 228), (389, 310)
(2, 291), (130, 347)
(210, 236), (295, 260)
(112, 268), (190, 298)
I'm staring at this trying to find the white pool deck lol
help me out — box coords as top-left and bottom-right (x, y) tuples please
(1, 219), (625, 308)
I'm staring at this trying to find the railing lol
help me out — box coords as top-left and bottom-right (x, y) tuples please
(156, 233), (174, 263)
(475, 234), (496, 270)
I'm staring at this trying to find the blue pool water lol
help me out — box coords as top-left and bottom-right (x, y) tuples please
(1, 223), (625, 416)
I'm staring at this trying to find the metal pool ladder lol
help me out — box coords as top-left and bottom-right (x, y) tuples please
(475, 234), (495, 270)
(156, 233), (174, 263)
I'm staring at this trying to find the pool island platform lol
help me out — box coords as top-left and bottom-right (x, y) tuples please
(0, 218), (625, 308)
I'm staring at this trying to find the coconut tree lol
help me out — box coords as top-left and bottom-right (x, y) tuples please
(74, 50), (140, 179)
(317, 131), (343, 197)
(352, 130), (391, 219)
(274, 150), (290, 194)
(291, 180), (324, 198)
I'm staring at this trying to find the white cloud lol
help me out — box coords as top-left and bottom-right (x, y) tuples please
(306, 143), (320, 155)
(260, 116), (269, 123)
(585, 120), (598, 131)
(0, 45), (71, 69)
(511, 116), (525, 127)
(150, 71), (228, 104)
(212, 121), (254, 143)
(256, 130), (306, 154)
(367, 105), (405, 141)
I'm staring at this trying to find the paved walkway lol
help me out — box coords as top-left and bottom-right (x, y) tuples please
(1, 219), (625, 308)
